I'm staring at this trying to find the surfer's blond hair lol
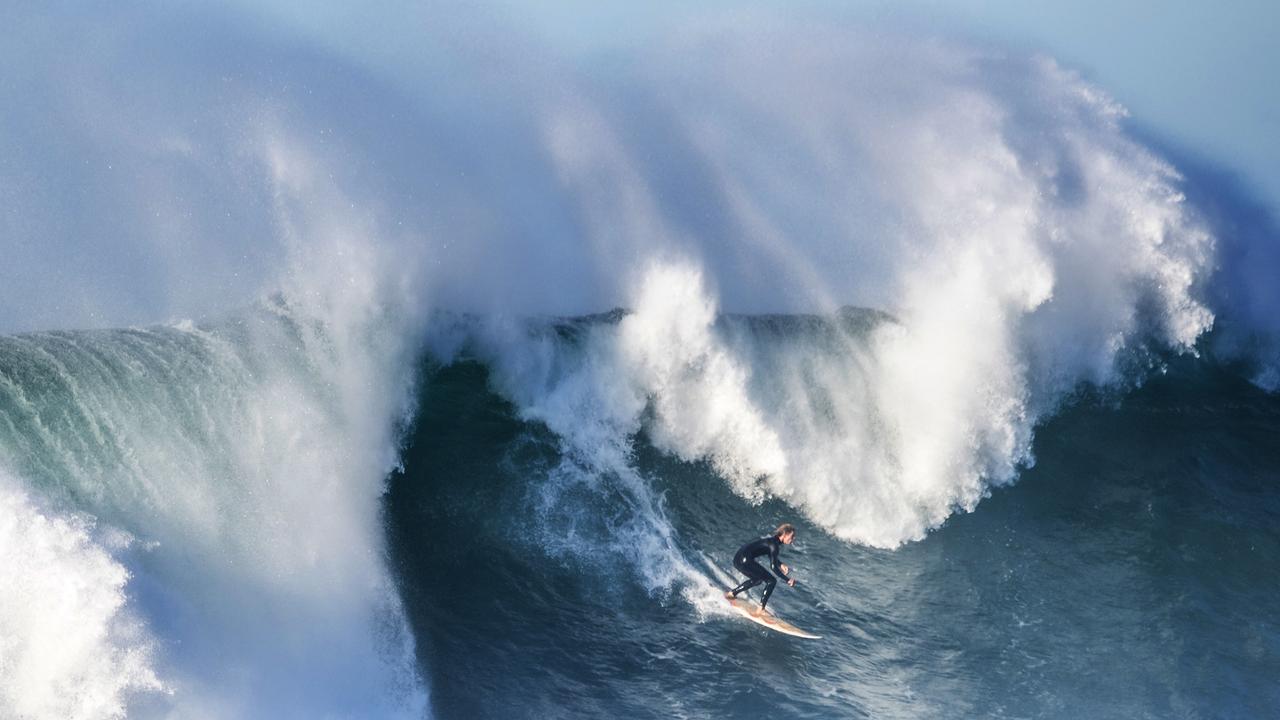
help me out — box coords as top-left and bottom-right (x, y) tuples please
(774, 523), (796, 539)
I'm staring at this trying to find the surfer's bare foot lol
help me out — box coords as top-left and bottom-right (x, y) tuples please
(751, 607), (769, 618)
(724, 591), (734, 600)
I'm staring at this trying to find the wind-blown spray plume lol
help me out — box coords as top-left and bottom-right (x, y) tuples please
(459, 27), (1215, 554)
(0, 138), (430, 716)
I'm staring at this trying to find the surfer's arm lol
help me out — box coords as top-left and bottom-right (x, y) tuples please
(769, 542), (794, 584)
(773, 561), (793, 584)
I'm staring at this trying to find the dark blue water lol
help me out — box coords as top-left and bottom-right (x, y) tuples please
(387, 356), (1280, 719)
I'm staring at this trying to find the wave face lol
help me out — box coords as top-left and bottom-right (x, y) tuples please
(390, 344), (1280, 719)
(3, 3), (1279, 718)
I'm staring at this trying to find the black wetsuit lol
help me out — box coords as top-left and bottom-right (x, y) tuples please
(729, 535), (794, 609)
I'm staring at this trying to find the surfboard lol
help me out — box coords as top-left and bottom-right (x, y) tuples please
(726, 595), (822, 639)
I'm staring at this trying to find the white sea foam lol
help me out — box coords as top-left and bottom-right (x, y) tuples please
(0, 474), (163, 719)
(472, 28), (1215, 559)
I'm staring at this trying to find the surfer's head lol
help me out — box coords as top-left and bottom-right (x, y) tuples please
(774, 523), (796, 544)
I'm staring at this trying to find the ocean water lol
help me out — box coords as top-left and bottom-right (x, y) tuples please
(2, 5), (1279, 719)
(5, 312), (1274, 719)
(391, 319), (1280, 720)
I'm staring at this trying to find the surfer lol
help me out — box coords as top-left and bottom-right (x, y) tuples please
(725, 523), (798, 617)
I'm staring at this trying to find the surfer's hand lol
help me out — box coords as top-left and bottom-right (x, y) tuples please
(781, 563), (789, 574)
(787, 578), (796, 587)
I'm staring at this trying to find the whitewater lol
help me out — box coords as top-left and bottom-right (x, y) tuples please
(1, 4), (1277, 718)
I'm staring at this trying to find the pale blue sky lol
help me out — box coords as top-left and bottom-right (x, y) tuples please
(896, 1), (1279, 213)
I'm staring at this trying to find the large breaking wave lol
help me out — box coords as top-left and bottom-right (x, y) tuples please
(2, 3), (1275, 717)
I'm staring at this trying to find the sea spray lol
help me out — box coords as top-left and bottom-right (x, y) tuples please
(480, 30), (1218, 549)
(0, 139), (430, 717)
(0, 6), (1264, 715)
(0, 311), (427, 718)
(0, 475), (163, 720)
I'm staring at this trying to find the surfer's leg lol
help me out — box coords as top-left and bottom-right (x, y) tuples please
(731, 558), (771, 598)
(729, 578), (758, 597)
(730, 575), (763, 596)
(729, 555), (752, 596)
(759, 576), (777, 610)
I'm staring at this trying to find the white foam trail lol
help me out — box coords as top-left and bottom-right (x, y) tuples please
(469, 265), (770, 613)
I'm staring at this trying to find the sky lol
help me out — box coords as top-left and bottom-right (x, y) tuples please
(897, 1), (1280, 214)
